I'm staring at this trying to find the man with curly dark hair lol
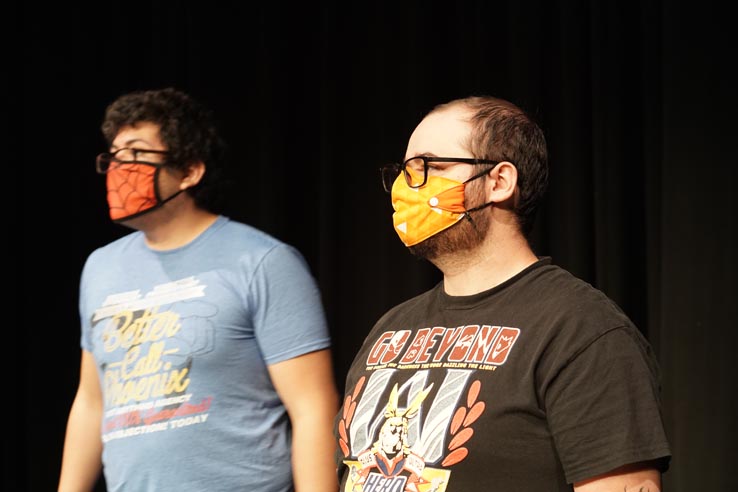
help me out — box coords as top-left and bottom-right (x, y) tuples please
(58, 88), (339, 492)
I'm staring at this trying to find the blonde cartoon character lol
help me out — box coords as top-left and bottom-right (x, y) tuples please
(354, 383), (433, 492)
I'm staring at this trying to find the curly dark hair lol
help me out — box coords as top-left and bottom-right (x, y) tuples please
(431, 96), (549, 237)
(101, 87), (229, 213)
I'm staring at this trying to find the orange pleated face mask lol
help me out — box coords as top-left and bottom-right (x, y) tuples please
(390, 168), (474, 247)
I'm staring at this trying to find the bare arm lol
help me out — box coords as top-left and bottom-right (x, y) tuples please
(58, 350), (104, 492)
(573, 462), (661, 492)
(268, 349), (340, 492)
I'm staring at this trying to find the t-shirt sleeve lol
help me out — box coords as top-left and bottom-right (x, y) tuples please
(544, 326), (672, 484)
(249, 243), (331, 365)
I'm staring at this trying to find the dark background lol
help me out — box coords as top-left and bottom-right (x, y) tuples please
(16, 1), (736, 491)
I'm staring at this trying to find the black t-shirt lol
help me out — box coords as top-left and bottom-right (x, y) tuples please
(334, 258), (671, 491)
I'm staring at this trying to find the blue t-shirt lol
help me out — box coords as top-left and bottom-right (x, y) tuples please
(79, 215), (331, 492)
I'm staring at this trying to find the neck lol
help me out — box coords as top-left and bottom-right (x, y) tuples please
(433, 223), (538, 296)
(126, 197), (220, 251)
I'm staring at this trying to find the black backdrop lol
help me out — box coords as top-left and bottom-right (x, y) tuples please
(16, 1), (736, 491)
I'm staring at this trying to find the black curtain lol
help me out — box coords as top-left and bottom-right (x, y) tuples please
(17, 1), (736, 491)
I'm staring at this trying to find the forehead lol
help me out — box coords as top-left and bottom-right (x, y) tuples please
(405, 105), (472, 158)
(111, 121), (164, 150)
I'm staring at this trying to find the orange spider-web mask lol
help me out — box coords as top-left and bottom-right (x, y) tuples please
(390, 167), (494, 247)
(106, 163), (183, 222)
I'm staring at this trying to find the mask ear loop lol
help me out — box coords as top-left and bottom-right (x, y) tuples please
(461, 163), (499, 225)
(463, 200), (496, 242)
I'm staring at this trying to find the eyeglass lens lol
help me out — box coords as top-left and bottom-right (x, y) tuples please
(96, 154), (115, 173)
(381, 164), (400, 193)
(95, 148), (168, 174)
(381, 157), (431, 192)
(403, 158), (427, 188)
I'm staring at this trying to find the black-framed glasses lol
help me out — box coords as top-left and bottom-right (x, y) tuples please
(96, 147), (170, 174)
(380, 156), (501, 193)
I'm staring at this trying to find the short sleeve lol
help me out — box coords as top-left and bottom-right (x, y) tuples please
(545, 326), (671, 484)
(249, 244), (331, 365)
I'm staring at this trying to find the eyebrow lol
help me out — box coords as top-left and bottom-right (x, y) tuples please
(404, 152), (440, 160)
(110, 138), (151, 151)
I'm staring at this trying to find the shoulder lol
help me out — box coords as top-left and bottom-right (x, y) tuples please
(83, 231), (142, 265)
(523, 262), (633, 331)
(513, 262), (651, 369)
(209, 216), (303, 259)
(215, 218), (312, 275)
(373, 283), (441, 326)
(212, 216), (285, 251)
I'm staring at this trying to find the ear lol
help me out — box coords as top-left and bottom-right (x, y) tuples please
(486, 161), (517, 203)
(179, 161), (206, 190)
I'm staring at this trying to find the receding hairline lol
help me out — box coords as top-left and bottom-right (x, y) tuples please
(429, 96), (526, 119)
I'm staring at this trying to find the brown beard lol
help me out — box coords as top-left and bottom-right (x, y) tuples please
(408, 178), (491, 260)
